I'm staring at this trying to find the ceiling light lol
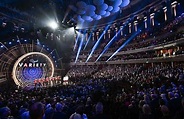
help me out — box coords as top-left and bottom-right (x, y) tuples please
(48, 21), (59, 30)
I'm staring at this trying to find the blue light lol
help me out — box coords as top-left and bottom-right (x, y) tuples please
(86, 25), (110, 62)
(0, 45), (3, 48)
(24, 40), (27, 42)
(75, 36), (84, 63)
(53, 56), (55, 58)
(83, 33), (92, 50)
(17, 40), (20, 42)
(73, 31), (81, 51)
(22, 67), (43, 81)
(47, 48), (49, 50)
(106, 30), (141, 62)
(95, 26), (125, 62)
(9, 42), (12, 45)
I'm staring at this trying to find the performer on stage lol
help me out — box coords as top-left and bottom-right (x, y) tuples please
(34, 79), (38, 87)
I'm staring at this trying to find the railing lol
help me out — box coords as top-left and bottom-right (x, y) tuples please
(70, 54), (184, 66)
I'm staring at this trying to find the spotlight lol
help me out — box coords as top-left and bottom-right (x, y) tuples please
(48, 21), (59, 30)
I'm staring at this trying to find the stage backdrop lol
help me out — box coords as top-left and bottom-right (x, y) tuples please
(12, 52), (54, 87)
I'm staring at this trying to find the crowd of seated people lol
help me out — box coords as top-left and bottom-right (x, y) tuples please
(98, 45), (184, 61)
(117, 31), (184, 52)
(98, 51), (156, 61)
(0, 62), (183, 119)
(67, 65), (99, 78)
(75, 19), (184, 63)
(75, 31), (184, 62)
(90, 63), (184, 86)
(104, 13), (184, 53)
(78, 14), (184, 59)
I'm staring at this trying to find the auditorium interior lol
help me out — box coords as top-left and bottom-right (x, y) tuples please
(0, 0), (184, 119)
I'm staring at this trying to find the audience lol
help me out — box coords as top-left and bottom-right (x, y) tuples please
(29, 102), (44, 119)
(0, 62), (183, 119)
(92, 102), (109, 119)
(52, 102), (67, 119)
(75, 14), (184, 63)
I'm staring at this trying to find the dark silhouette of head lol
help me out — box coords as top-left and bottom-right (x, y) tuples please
(29, 102), (44, 119)
(95, 102), (103, 114)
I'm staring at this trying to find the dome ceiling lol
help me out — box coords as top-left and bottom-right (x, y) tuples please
(0, 0), (161, 29)
(69, 0), (130, 23)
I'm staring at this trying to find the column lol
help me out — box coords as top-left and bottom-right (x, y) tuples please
(92, 33), (95, 41)
(103, 28), (106, 39)
(134, 20), (138, 31)
(115, 27), (118, 37)
(96, 32), (99, 40)
(163, 7), (167, 21)
(120, 26), (124, 35)
(144, 16), (147, 28)
(171, 1), (177, 17)
(108, 29), (111, 39)
(86, 33), (88, 41)
(150, 13), (155, 26)
(128, 23), (131, 33)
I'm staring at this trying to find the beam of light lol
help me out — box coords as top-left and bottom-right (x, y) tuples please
(83, 33), (92, 50)
(95, 26), (124, 62)
(16, 35), (21, 44)
(73, 31), (81, 51)
(48, 49), (56, 55)
(62, 8), (71, 23)
(75, 35), (84, 63)
(85, 25), (110, 62)
(0, 42), (8, 50)
(66, 27), (75, 34)
(106, 30), (141, 62)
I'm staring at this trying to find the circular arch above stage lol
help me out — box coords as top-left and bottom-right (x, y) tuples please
(12, 52), (55, 87)
(0, 41), (64, 86)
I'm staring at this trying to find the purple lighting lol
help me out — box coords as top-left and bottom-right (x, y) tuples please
(70, 0), (130, 22)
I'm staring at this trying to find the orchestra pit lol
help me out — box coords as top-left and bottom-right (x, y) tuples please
(0, 0), (184, 119)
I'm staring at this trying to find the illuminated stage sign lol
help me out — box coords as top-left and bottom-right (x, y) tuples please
(18, 63), (47, 67)
(18, 59), (47, 67)
(12, 52), (55, 87)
